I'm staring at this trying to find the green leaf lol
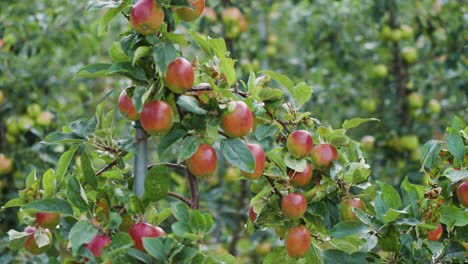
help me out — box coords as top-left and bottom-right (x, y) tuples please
(255, 124), (278, 141)
(143, 237), (166, 262)
(451, 115), (465, 131)
(207, 38), (227, 59)
(330, 221), (369, 238)
(189, 210), (214, 235)
(284, 153), (307, 172)
(66, 175), (89, 212)
(176, 136), (201, 163)
(157, 129), (188, 156)
(102, 232), (133, 259)
(80, 150), (97, 190)
(381, 207), (408, 222)
(445, 169), (468, 182)
(258, 87), (285, 101)
(152, 41), (177, 76)
(220, 57), (236, 86)
(23, 198), (73, 215)
(132, 85), (152, 113)
(99, 4), (127, 37)
(7, 230), (31, 250)
(42, 169), (56, 198)
(109, 41), (130, 62)
(132, 46), (151, 65)
(375, 182), (401, 222)
(45, 132), (86, 144)
(266, 147), (287, 175)
(400, 177), (423, 218)
(153, 208), (173, 226)
(75, 63), (111, 79)
(189, 31), (212, 57)
(69, 221), (98, 255)
(289, 82), (313, 107)
(26, 169), (38, 188)
(342, 118), (379, 130)
(221, 139), (255, 173)
(142, 166), (170, 202)
(177, 95), (208, 115)
(259, 70), (294, 89)
(446, 128), (466, 162)
(421, 140), (442, 169)
(107, 62), (147, 81)
(85, 0), (124, 12)
(1, 198), (26, 210)
(34, 228), (52, 248)
(440, 205), (468, 227)
(55, 145), (79, 189)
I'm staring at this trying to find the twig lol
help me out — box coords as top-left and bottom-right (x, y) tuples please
(218, 130), (230, 138)
(148, 162), (187, 170)
(95, 151), (128, 176)
(264, 175), (283, 198)
(265, 109), (291, 134)
(168, 192), (192, 207)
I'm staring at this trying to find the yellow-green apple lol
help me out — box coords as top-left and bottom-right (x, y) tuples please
(339, 198), (366, 221)
(286, 130), (313, 158)
(175, 0), (205, 22)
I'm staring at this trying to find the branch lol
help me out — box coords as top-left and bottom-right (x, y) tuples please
(187, 170), (200, 209)
(168, 192), (192, 207)
(266, 109), (291, 134)
(264, 175), (283, 199)
(96, 151), (128, 176)
(148, 162), (187, 170)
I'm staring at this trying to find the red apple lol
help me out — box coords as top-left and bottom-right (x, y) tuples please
(288, 163), (313, 187)
(36, 212), (60, 229)
(457, 181), (468, 207)
(311, 144), (338, 169)
(165, 57), (194, 94)
(286, 130), (313, 158)
(140, 100), (173, 135)
(220, 101), (253, 138)
(0, 154), (13, 174)
(186, 144), (218, 177)
(285, 225), (311, 258)
(85, 234), (111, 257)
(281, 193), (307, 220)
(203, 7), (217, 22)
(248, 206), (257, 223)
(130, 0), (164, 35)
(129, 222), (166, 252)
(175, 0), (205, 22)
(118, 89), (139, 120)
(24, 227), (52, 255)
(242, 143), (266, 180)
(427, 223), (443, 241)
(339, 198), (366, 221)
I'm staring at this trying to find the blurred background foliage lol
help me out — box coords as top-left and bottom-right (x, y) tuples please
(0, 0), (466, 261)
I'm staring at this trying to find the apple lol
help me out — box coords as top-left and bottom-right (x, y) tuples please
(85, 234), (111, 257)
(175, 0), (205, 22)
(129, 222), (166, 252)
(285, 225), (310, 258)
(6, 117), (20, 135)
(427, 223), (443, 241)
(118, 89), (139, 120)
(224, 167), (240, 183)
(203, 7), (217, 23)
(311, 144), (338, 169)
(402, 47), (418, 64)
(27, 103), (41, 118)
(255, 242), (272, 256)
(286, 130), (313, 158)
(288, 163), (313, 187)
(164, 57), (194, 94)
(248, 206), (257, 223)
(24, 227), (52, 255)
(371, 64), (388, 78)
(36, 111), (54, 127)
(222, 7), (244, 38)
(186, 144), (218, 177)
(360, 135), (375, 151)
(0, 90), (4, 105)
(400, 25), (414, 39)
(36, 212), (60, 229)
(281, 193), (307, 220)
(379, 26), (392, 41)
(339, 198), (366, 221)
(242, 143), (266, 180)
(140, 100), (173, 135)
(0, 154), (13, 174)
(390, 29), (402, 42)
(400, 135), (419, 151)
(130, 0), (164, 35)
(428, 99), (441, 114)
(361, 98), (377, 113)
(457, 181), (468, 207)
(18, 116), (34, 131)
(220, 101), (253, 138)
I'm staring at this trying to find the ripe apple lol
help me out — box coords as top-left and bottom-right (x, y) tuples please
(360, 135), (375, 151)
(140, 100), (173, 135)
(428, 99), (441, 114)
(288, 163), (313, 187)
(361, 98), (377, 113)
(286, 130), (313, 158)
(281, 193), (307, 220)
(371, 64), (388, 78)
(248, 206), (257, 223)
(36, 212), (60, 229)
(27, 103), (41, 118)
(339, 198), (366, 221)
(427, 223), (443, 241)
(285, 225), (311, 258)
(130, 0), (165, 35)
(220, 101), (253, 138)
(165, 57), (194, 94)
(186, 144), (218, 177)
(457, 181), (468, 207)
(85, 234), (111, 257)
(0, 154), (13, 174)
(118, 89), (139, 120)
(36, 111), (54, 127)
(402, 47), (418, 64)
(24, 227), (52, 255)
(311, 144), (338, 169)
(241, 143), (266, 180)
(175, 0), (205, 22)
(203, 7), (217, 22)
(129, 222), (166, 252)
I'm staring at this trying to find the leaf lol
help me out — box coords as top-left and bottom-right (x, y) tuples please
(207, 38), (227, 59)
(75, 63), (111, 79)
(152, 41), (177, 76)
(80, 150), (97, 190)
(259, 70), (294, 89)
(446, 128), (465, 162)
(143, 237), (166, 262)
(221, 139), (255, 173)
(109, 42), (130, 62)
(66, 175), (89, 212)
(381, 208), (408, 223)
(439, 205), (468, 227)
(7, 230), (31, 250)
(142, 166), (170, 202)
(289, 82), (313, 107)
(255, 124), (278, 141)
(189, 31), (212, 57)
(34, 228), (51, 248)
(157, 129), (187, 156)
(266, 147), (287, 175)
(420, 140), (442, 169)
(445, 169), (468, 183)
(342, 118), (379, 130)
(55, 145), (79, 188)
(26, 169), (38, 188)
(330, 221), (369, 238)
(284, 153), (307, 172)
(69, 221), (98, 255)
(1, 198), (26, 210)
(132, 46), (151, 65)
(44, 132), (86, 144)
(176, 136), (201, 163)
(42, 169), (56, 198)
(258, 87), (285, 101)
(99, 3), (127, 37)
(107, 62), (147, 81)
(23, 198), (73, 215)
(102, 232), (133, 259)
(177, 95), (208, 115)
(85, 0), (124, 12)
(400, 177), (423, 218)
(220, 57), (236, 86)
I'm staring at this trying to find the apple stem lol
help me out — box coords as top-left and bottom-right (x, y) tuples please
(133, 121), (148, 198)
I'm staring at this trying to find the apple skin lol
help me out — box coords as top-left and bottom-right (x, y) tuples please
(203, 7), (217, 22)
(248, 206), (257, 223)
(400, 25), (414, 39)
(130, 0), (164, 35)
(372, 64), (388, 78)
(285, 225), (311, 258)
(118, 90), (139, 121)
(408, 92), (423, 109)
(288, 163), (313, 187)
(24, 227), (52, 255)
(428, 99), (441, 114)
(165, 57), (194, 94)
(281, 193), (307, 220)
(36, 111), (54, 127)
(402, 47), (418, 64)
(220, 101), (253, 138)
(457, 181), (468, 207)
(175, 0), (205, 22)
(361, 98), (377, 113)
(242, 143), (266, 180)
(129, 222), (166, 252)
(427, 223), (443, 241)
(287, 130), (314, 158)
(400, 135), (419, 151)
(85, 234), (111, 257)
(339, 198), (366, 221)
(27, 103), (41, 118)
(311, 144), (339, 169)
(0, 154), (13, 174)
(36, 212), (60, 229)
(186, 144), (218, 177)
(140, 100), (173, 135)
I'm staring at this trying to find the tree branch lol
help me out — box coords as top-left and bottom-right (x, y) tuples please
(187, 170), (200, 209)
(168, 192), (192, 207)
(266, 109), (291, 134)
(264, 175), (283, 199)
(96, 151), (128, 176)
(148, 162), (187, 170)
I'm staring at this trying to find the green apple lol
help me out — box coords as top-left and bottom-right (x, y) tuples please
(5, 133), (16, 144)
(27, 103), (42, 118)
(408, 92), (423, 109)
(400, 25), (414, 39)
(400, 135), (419, 151)
(402, 47), (418, 64)
(36, 111), (54, 127)
(361, 99), (377, 113)
(360, 135), (375, 151)
(428, 99), (441, 113)
(379, 26), (392, 41)
(6, 117), (20, 135)
(372, 64), (388, 78)
(18, 116), (34, 131)
(390, 29), (402, 42)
